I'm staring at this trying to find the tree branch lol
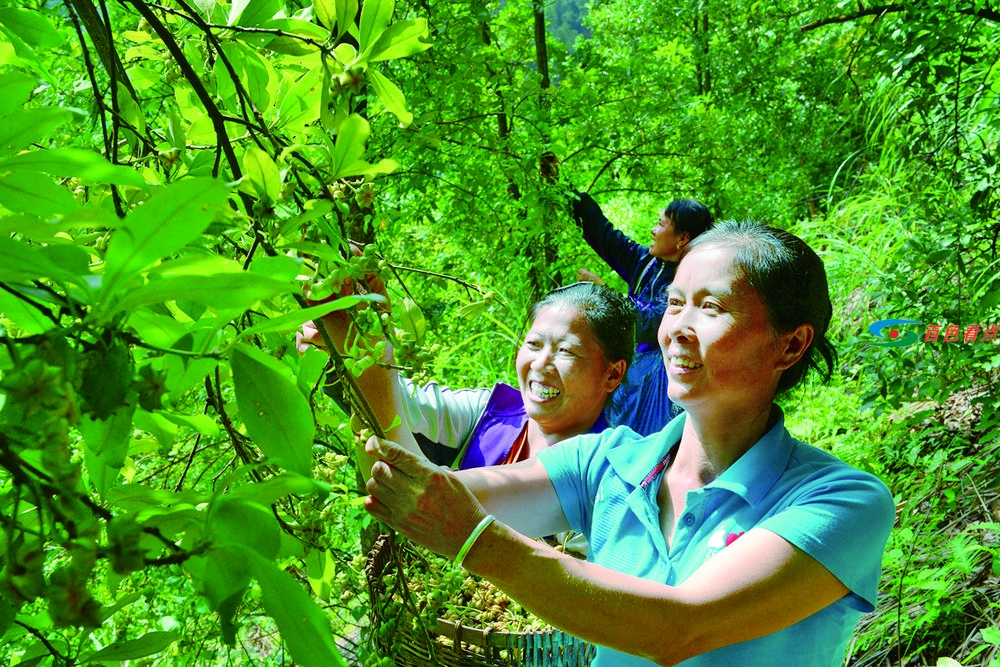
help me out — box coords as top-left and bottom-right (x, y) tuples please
(801, 4), (1000, 32)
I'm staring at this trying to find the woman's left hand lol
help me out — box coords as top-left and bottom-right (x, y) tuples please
(364, 436), (489, 560)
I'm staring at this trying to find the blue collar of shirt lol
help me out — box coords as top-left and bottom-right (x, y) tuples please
(605, 407), (794, 506)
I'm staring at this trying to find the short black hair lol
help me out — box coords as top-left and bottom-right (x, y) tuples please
(664, 198), (714, 240)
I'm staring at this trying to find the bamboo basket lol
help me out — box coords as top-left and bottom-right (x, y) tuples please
(365, 532), (596, 667)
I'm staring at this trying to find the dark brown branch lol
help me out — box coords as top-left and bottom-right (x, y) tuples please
(801, 4), (1000, 32)
(125, 0), (242, 181)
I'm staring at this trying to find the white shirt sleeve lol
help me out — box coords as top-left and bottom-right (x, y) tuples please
(396, 376), (493, 450)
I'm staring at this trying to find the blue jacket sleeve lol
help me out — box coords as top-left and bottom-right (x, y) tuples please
(571, 191), (649, 285)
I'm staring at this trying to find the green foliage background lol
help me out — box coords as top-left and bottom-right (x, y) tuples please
(0, 0), (997, 665)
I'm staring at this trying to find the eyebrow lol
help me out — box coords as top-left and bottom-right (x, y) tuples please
(666, 285), (738, 302)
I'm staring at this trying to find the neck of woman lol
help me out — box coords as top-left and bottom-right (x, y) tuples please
(526, 417), (596, 455)
(673, 402), (777, 485)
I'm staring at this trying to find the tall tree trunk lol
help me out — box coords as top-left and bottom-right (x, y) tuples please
(694, 10), (711, 95)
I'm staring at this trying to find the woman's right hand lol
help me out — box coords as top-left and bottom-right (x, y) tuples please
(299, 269), (390, 356)
(364, 436), (488, 559)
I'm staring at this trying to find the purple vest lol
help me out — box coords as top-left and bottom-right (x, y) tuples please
(455, 383), (610, 469)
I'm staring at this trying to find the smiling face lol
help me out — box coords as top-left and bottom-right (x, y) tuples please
(658, 245), (804, 416)
(516, 304), (624, 439)
(649, 211), (690, 262)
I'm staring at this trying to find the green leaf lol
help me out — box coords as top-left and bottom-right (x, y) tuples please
(217, 41), (276, 112)
(329, 114), (369, 176)
(101, 178), (230, 298)
(249, 254), (303, 281)
(262, 17), (329, 41)
(0, 171), (77, 216)
(312, 0), (337, 32)
(80, 405), (138, 498)
(230, 0), (280, 27)
(334, 156), (398, 179)
(0, 71), (40, 115)
(0, 7), (64, 48)
(244, 549), (348, 667)
(358, 0), (393, 52)
(333, 42), (358, 66)
(334, 0), (360, 40)
(0, 148), (148, 187)
(98, 591), (145, 624)
(243, 145), (282, 203)
(231, 344), (315, 476)
(366, 68), (412, 127)
(367, 18), (431, 62)
(160, 411), (220, 437)
(80, 341), (133, 420)
(306, 549), (337, 601)
(398, 297), (427, 343)
(455, 299), (489, 321)
(112, 272), (290, 316)
(200, 547), (251, 644)
(0, 597), (15, 637)
(81, 631), (179, 663)
(0, 236), (83, 284)
(238, 293), (383, 338)
(209, 496), (281, 559)
(0, 107), (71, 157)
(0, 288), (53, 335)
(229, 472), (330, 507)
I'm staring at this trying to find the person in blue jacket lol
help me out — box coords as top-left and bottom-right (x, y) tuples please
(362, 221), (895, 667)
(572, 191), (714, 435)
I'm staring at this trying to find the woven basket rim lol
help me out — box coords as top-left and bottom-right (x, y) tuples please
(365, 532), (588, 643)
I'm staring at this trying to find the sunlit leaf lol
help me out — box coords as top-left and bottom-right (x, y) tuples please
(229, 472), (330, 507)
(243, 145), (282, 203)
(397, 297), (426, 343)
(0, 71), (40, 115)
(231, 344), (314, 476)
(0, 236), (83, 284)
(0, 107), (70, 157)
(82, 631), (180, 662)
(102, 178), (229, 298)
(160, 412), (220, 437)
(0, 148), (148, 187)
(367, 18), (431, 62)
(334, 0), (360, 40)
(0, 170), (77, 216)
(329, 113), (369, 177)
(80, 404), (137, 497)
(306, 550), (337, 601)
(238, 293), (383, 338)
(367, 68), (412, 126)
(0, 7), (64, 48)
(0, 288), (53, 334)
(312, 0), (336, 33)
(111, 272), (289, 316)
(358, 0), (393, 52)
(230, 0), (280, 27)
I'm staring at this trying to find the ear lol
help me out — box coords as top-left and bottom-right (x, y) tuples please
(675, 231), (692, 251)
(775, 324), (814, 372)
(604, 358), (627, 392)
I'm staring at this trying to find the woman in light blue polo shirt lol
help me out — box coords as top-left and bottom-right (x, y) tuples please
(362, 221), (895, 666)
